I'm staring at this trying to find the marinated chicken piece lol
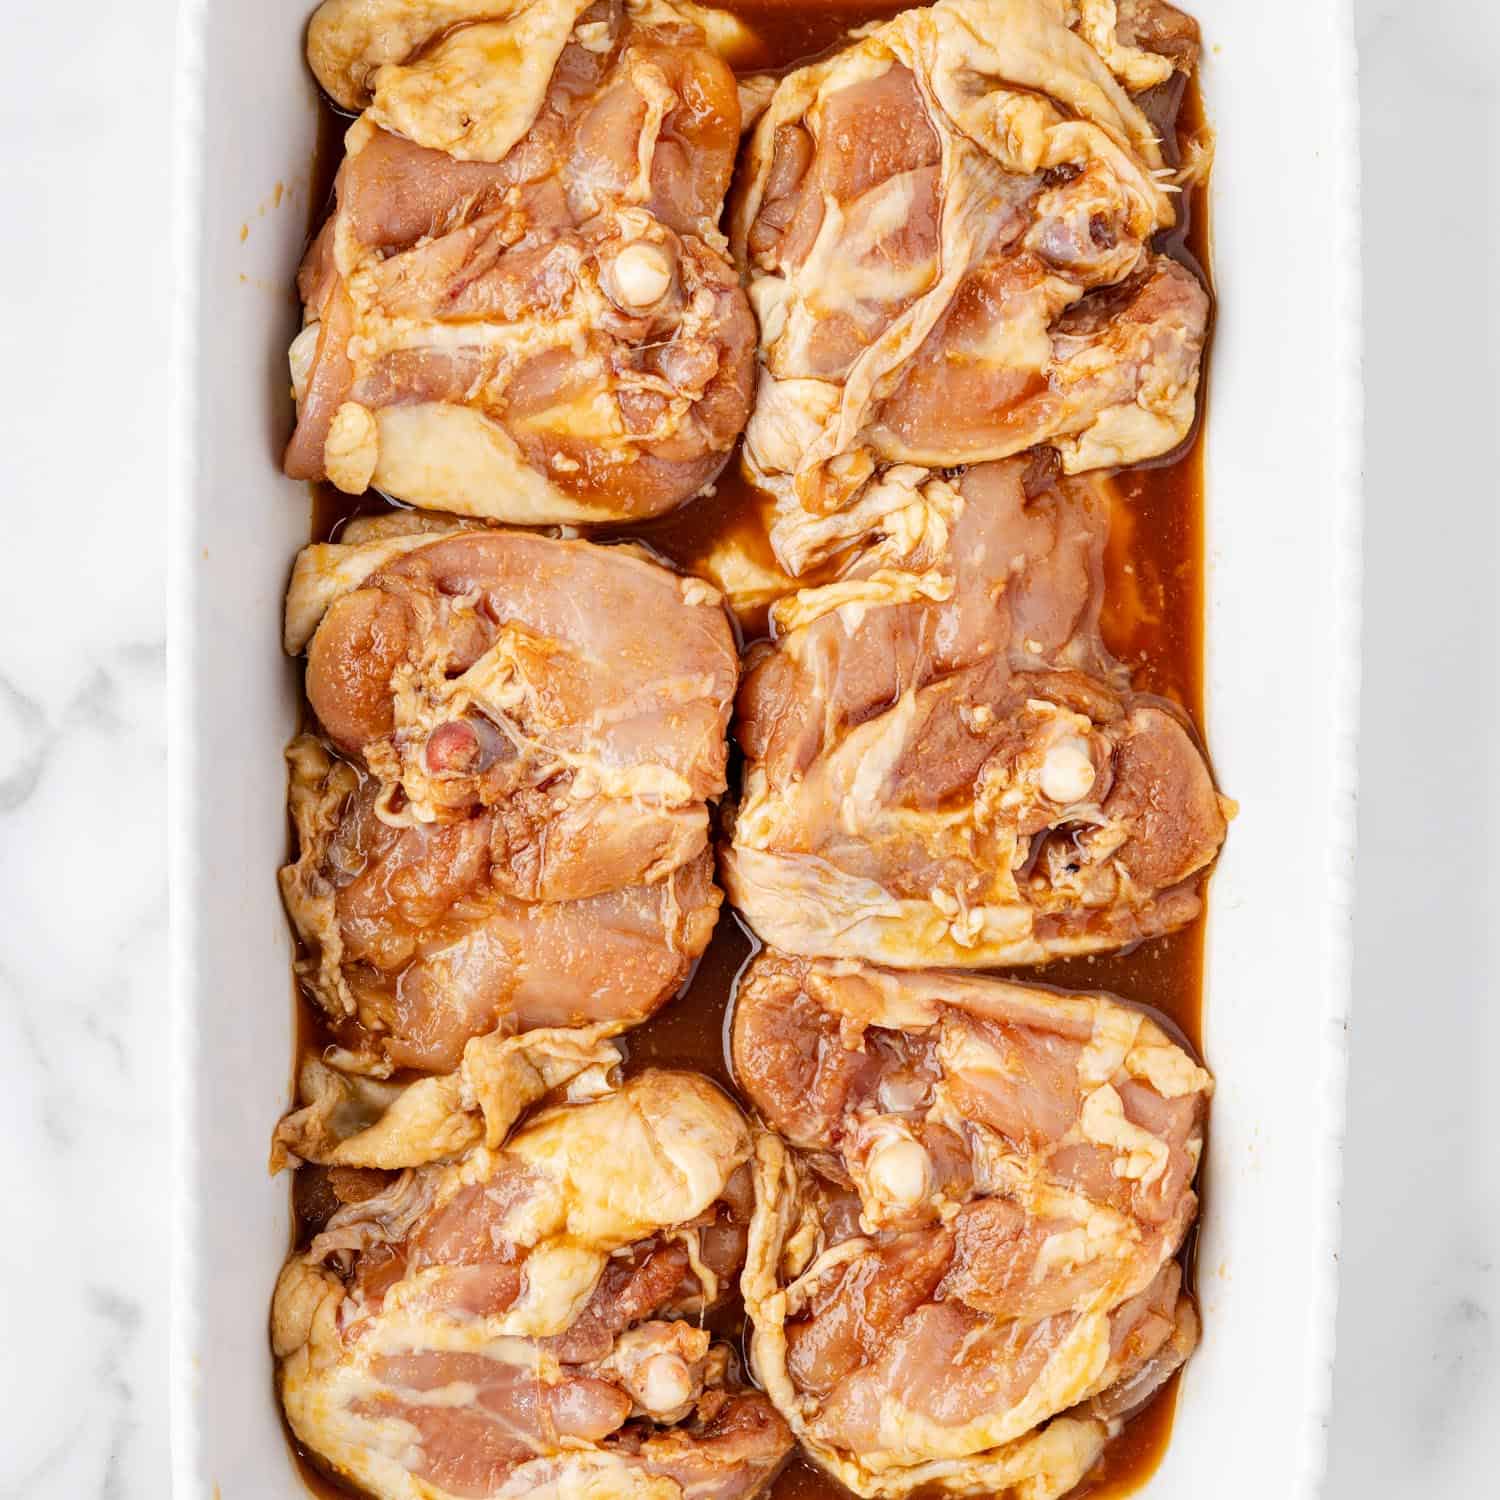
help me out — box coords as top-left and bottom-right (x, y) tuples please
(283, 736), (724, 1074)
(286, 0), (757, 523)
(734, 953), (1209, 1498)
(730, 0), (1210, 576)
(722, 458), (1230, 968)
(274, 1071), (794, 1499)
(281, 522), (736, 1073)
(287, 520), (736, 824)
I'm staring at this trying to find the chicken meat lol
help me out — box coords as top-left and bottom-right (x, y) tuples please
(722, 457), (1230, 969)
(281, 518), (737, 1076)
(733, 952), (1209, 1498)
(285, 0), (757, 523)
(730, 0), (1208, 576)
(274, 1070), (794, 1499)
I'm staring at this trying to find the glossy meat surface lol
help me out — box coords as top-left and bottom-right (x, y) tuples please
(722, 458), (1230, 969)
(734, 953), (1209, 1497)
(729, 0), (1208, 576)
(286, 0), (756, 523)
(274, 1071), (794, 1499)
(281, 521), (736, 1075)
(269, 4), (1224, 1494)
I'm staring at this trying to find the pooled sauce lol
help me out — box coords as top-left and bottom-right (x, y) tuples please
(289, 7), (1214, 1499)
(733, 0), (915, 65)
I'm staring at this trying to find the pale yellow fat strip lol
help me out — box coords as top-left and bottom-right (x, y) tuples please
(373, 403), (615, 527)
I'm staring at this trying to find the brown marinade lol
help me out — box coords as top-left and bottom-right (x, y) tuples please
(290, 5), (1213, 1496)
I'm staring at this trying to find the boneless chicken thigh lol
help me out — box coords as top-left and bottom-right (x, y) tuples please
(722, 457), (1230, 968)
(733, 953), (1209, 1498)
(280, 519), (737, 1097)
(274, 1071), (794, 1499)
(731, 0), (1208, 575)
(285, 0), (756, 522)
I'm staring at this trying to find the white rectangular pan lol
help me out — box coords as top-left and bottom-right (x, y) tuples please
(167, 1), (1363, 1494)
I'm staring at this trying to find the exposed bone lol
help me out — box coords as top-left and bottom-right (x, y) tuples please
(609, 241), (675, 309)
(638, 1351), (694, 1413)
(865, 1134), (932, 1211)
(1040, 736), (1097, 805)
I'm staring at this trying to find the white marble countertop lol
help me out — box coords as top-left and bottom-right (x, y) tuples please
(0, 0), (1494, 1494)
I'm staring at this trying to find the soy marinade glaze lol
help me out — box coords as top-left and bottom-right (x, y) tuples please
(286, 6), (1215, 1497)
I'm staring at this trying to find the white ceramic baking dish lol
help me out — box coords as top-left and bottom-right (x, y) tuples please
(167, 2), (1362, 1495)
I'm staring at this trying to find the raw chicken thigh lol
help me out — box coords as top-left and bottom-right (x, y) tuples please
(274, 1070), (794, 1499)
(722, 457), (1230, 968)
(730, 0), (1208, 575)
(733, 952), (1209, 1498)
(266, 2), (1226, 1495)
(280, 519), (737, 1087)
(285, 0), (757, 523)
